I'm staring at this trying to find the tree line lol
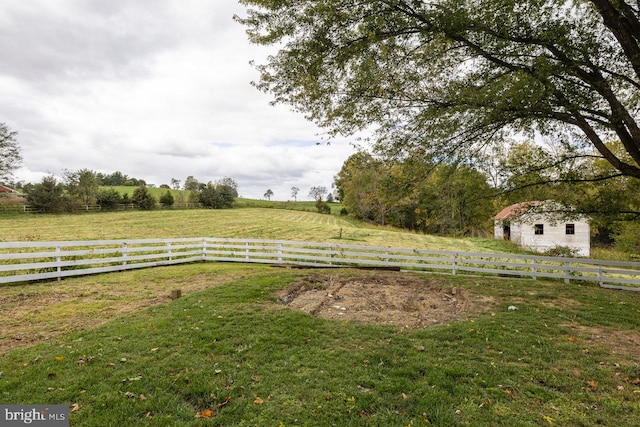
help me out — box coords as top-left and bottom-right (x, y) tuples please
(16, 170), (239, 213)
(334, 139), (640, 253)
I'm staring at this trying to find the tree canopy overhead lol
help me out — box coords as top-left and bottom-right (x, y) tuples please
(236, 0), (640, 179)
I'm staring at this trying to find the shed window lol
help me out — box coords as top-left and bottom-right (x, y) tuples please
(534, 224), (544, 235)
(566, 224), (575, 235)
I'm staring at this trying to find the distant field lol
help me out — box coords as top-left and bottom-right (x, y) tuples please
(0, 208), (516, 253)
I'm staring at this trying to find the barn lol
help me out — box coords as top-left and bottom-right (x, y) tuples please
(494, 201), (590, 257)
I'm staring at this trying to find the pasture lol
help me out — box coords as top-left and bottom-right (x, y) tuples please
(0, 209), (638, 426)
(0, 208), (515, 253)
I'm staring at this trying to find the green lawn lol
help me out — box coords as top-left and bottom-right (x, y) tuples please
(0, 264), (639, 426)
(0, 208), (518, 253)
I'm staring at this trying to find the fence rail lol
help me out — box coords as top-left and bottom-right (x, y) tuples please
(1, 238), (639, 290)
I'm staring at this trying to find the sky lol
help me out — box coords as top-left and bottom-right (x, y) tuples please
(0, 0), (360, 200)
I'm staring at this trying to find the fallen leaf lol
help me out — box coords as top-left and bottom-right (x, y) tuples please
(70, 403), (81, 412)
(150, 348), (159, 353)
(55, 356), (64, 362)
(401, 393), (408, 400)
(179, 342), (183, 347)
(587, 380), (597, 388)
(196, 409), (214, 418)
(77, 359), (86, 366)
(217, 396), (231, 408)
(145, 412), (153, 419)
(567, 337), (575, 342)
(543, 415), (554, 424)
(139, 394), (147, 400)
(631, 378), (640, 385)
(125, 391), (136, 398)
(359, 410), (369, 418)
(254, 397), (264, 404)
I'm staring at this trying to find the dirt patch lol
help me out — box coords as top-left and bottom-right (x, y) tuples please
(276, 272), (494, 328)
(561, 324), (640, 361)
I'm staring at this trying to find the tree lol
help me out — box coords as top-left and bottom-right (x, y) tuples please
(131, 185), (156, 210)
(64, 168), (101, 205)
(334, 152), (495, 234)
(170, 178), (181, 190)
(237, 0), (640, 184)
(291, 186), (300, 201)
(0, 123), (22, 183)
(308, 186), (328, 202)
(264, 189), (274, 200)
(26, 175), (66, 213)
(199, 180), (238, 209)
(100, 171), (128, 186)
(159, 190), (175, 207)
(183, 176), (200, 192)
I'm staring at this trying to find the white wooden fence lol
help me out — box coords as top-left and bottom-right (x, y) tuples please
(0, 238), (639, 290)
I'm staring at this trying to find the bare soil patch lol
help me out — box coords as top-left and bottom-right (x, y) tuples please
(276, 272), (494, 328)
(562, 323), (640, 362)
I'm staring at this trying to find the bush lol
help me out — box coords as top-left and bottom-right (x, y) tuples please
(26, 176), (66, 213)
(340, 207), (348, 216)
(131, 185), (156, 210)
(96, 189), (122, 210)
(542, 245), (580, 258)
(315, 200), (331, 214)
(613, 222), (640, 254)
(159, 190), (175, 208)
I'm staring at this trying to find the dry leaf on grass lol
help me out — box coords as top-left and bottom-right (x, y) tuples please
(196, 409), (214, 418)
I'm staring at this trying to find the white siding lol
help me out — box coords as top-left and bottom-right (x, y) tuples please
(495, 215), (590, 256)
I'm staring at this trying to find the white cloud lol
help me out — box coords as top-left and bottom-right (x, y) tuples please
(1, 1), (360, 200)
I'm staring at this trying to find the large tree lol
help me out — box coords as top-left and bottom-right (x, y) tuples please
(64, 168), (101, 206)
(0, 123), (22, 183)
(236, 0), (640, 181)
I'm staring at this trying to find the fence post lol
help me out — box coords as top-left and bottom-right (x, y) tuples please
(122, 242), (127, 266)
(56, 246), (62, 281)
(452, 253), (457, 275)
(531, 259), (537, 280)
(564, 261), (570, 284)
(202, 238), (207, 261)
(167, 241), (172, 261)
(277, 243), (283, 262)
(245, 241), (250, 261)
(598, 264), (603, 286)
(329, 245), (333, 266)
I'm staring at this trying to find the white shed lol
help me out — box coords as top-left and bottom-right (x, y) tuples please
(494, 201), (590, 257)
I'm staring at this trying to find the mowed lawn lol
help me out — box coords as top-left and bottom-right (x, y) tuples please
(0, 208), (512, 253)
(0, 263), (639, 426)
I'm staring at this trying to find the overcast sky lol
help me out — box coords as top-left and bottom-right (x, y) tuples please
(0, 0), (360, 200)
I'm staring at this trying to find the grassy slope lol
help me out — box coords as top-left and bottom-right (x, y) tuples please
(0, 264), (639, 426)
(0, 208), (518, 253)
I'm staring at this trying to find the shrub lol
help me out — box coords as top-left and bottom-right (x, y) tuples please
(315, 200), (331, 214)
(96, 189), (122, 210)
(131, 185), (156, 210)
(159, 190), (175, 208)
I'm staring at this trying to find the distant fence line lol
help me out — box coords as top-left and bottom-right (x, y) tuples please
(1, 238), (639, 291)
(0, 203), (204, 213)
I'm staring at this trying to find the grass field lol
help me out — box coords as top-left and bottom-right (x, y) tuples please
(1, 209), (638, 425)
(0, 208), (518, 253)
(0, 263), (639, 426)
